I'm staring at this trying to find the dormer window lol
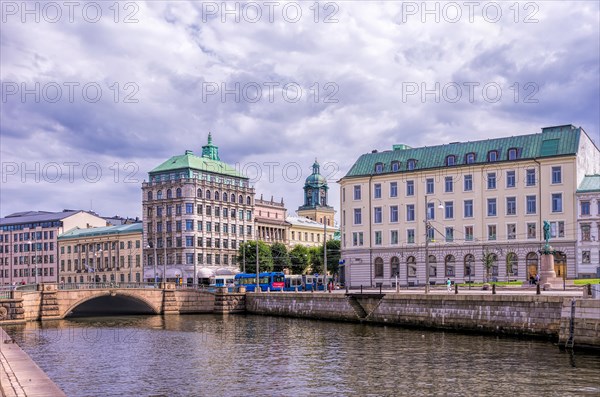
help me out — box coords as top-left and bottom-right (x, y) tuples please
(375, 163), (384, 174)
(391, 161), (400, 172)
(487, 150), (498, 162)
(465, 153), (476, 164)
(407, 159), (417, 171)
(446, 155), (456, 166)
(507, 148), (519, 160)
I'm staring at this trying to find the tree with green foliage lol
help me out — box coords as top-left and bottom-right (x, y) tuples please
(289, 245), (310, 275)
(271, 242), (291, 272)
(482, 251), (495, 283)
(310, 240), (341, 276)
(236, 241), (273, 273)
(308, 246), (322, 274)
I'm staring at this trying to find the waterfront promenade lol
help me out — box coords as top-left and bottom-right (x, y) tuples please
(0, 328), (65, 397)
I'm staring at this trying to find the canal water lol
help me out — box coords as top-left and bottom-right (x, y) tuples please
(4, 315), (600, 397)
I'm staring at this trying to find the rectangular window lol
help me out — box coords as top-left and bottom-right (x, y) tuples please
(526, 195), (536, 214)
(445, 177), (453, 193)
(445, 227), (454, 242)
(552, 193), (562, 212)
(507, 224), (516, 240)
(407, 229), (415, 244)
(390, 206), (399, 223)
(354, 209), (362, 225)
(464, 200), (473, 218)
(582, 251), (591, 263)
(552, 166), (561, 184)
(185, 236), (194, 247)
(215, 207), (221, 217)
(206, 206), (212, 216)
(406, 205), (415, 221)
(506, 170), (516, 188)
(390, 230), (398, 245)
(488, 225), (497, 240)
(581, 224), (591, 241)
(550, 221), (565, 238)
(185, 203), (193, 214)
(444, 201), (453, 219)
(465, 226), (473, 241)
(487, 198), (497, 216)
(353, 185), (361, 200)
(352, 232), (364, 246)
(374, 207), (382, 224)
(581, 201), (591, 215)
(526, 169), (536, 186)
(426, 178), (434, 194)
(406, 180), (414, 196)
(374, 184), (382, 199)
(464, 175), (473, 191)
(487, 173), (496, 189)
(185, 220), (193, 231)
(427, 203), (435, 220)
(506, 197), (516, 215)
(390, 182), (398, 198)
(374, 231), (382, 245)
(527, 223), (536, 239)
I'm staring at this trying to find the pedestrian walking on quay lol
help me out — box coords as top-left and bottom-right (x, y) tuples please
(447, 278), (452, 292)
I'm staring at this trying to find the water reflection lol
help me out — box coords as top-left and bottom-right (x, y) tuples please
(4, 315), (600, 397)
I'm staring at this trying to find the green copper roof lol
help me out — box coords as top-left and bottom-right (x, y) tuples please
(577, 175), (600, 193)
(149, 135), (246, 179)
(344, 125), (583, 178)
(58, 223), (142, 240)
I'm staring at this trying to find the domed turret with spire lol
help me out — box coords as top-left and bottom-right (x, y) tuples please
(201, 132), (220, 161)
(297, 158), (335, 226)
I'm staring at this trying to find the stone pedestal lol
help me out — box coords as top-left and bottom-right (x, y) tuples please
(539, 252), (563, 290)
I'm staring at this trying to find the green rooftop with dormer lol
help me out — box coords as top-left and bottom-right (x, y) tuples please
(344, 124), (588, 178)
(149, 133), (246, 179)
(58, 223), (142, 240)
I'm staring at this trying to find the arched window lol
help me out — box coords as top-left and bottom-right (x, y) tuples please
(391, 161), (400, 172)
(506, 252), (518, 277)
(445, 255), (455, 277)
(390, 256), (400, 277)
(465, 152), (476, 164)
(374, 257), (384, 278)
(197, 189), (203, 198)
(446, 155), (456, 166)
(231, 193), (235, 202)
(407, 256), (417, 277)
(223, 192), (228, 201)
(526, 253), (538, 279)
(147, 191), (153, 201)
(246, 196), (251, 205)
(167, 189), (172, 199)
(407, 159), (417, 171)
(238, 195), (243, 204)
(507, 148), (518, 160)
(464, 254), (475, 277)
(487, 150), (498, 162)
(176, 188), (182, 198)
(157, 190), (163, 200)
(214, 191), (220, 201)
(374, 163), (384, 174)
(429, 255), (437, 277)
(206, 190), (211, 200)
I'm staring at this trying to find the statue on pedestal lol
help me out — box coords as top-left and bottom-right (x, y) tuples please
(543, 220), (551, 247)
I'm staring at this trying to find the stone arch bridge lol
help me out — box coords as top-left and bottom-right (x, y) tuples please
(0, 283), (245, 323)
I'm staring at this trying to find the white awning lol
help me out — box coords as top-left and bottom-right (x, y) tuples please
(165, 268), (184, 278)
(215, 267), (239, 276)
(197, 267), (215, 278)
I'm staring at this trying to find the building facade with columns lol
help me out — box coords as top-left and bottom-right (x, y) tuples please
(339, 124), (600, 288)
(141, 134), (255, 283)
(575, 175), (600, 278)
(58, 223), (143, 284)
(255, 196), (290, 245)
(0, 210), (107, 285)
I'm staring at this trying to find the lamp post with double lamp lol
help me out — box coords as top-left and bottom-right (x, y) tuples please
(255, 220), (260, 292)
(94, 248), (102, 286)
(424, 195), (444, 294)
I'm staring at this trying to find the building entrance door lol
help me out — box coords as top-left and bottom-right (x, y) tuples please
(554, 252), (567, 279)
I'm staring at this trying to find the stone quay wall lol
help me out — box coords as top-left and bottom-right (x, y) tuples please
(247, 293), (600, 349)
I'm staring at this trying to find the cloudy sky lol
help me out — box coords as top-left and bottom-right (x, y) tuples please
(1, 1), (599, 220)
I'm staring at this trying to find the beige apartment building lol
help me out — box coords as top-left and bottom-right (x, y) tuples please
(58, 223), (143, 284)
(339, 125), (600, 288)
(0, 210), (107, 285)
(142, 134), (255, 284)
(255, 196), (290, 245)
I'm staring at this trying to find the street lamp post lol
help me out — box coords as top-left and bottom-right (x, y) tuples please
(255, 221), (259, 292)
(424, 195), (443, 294)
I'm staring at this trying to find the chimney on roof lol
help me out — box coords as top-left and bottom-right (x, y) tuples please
(371, 150), (378, 153)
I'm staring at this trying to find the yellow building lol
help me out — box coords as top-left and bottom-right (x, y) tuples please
(58, 223), (143, 284)
(287, 215), (337, 248)
(339, 124), (600, 288)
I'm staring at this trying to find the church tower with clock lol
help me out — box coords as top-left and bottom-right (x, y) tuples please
(297, 159), (335, 226)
